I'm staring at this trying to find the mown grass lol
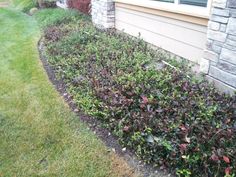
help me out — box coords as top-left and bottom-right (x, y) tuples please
(0, 8), (135, 177)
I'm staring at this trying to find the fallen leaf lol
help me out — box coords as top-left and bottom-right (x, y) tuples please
(146, 135), (154, 143)
(184, 135), (191, 143)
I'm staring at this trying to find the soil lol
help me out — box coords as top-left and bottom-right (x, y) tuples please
(38, 38), (173, 177)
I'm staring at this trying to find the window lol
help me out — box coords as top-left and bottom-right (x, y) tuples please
(155, 0), (208, 7)
(180, 0), (207, 7)
(156, 0), (174, 3)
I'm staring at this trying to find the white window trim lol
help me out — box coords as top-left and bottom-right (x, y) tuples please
(114, 0), (213, 19)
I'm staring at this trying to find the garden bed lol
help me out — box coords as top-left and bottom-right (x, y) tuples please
(38, 38), (166, 177)
(35, 8), (236, 177)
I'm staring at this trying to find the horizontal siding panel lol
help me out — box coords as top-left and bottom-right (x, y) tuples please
(116, 7), (207, 33)
(116, 7), (207, 49)
(116, 20), (204, 63)
(115, 7), (208, 63)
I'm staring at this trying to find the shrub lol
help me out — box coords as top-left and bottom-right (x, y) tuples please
(38, 0), (57, 8)
(35, 9), (236, 177)
(67, 0), (91, 14)
(12, 0), (37, 12)
(34, 8), (88, 28)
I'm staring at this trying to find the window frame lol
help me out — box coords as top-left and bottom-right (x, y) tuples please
(156, 0), (212, 13)
(172, 0), (212, 16)
(173, 0), (211, 9)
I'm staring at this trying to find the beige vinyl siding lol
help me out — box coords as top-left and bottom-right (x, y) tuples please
(115, 4), (208, 64)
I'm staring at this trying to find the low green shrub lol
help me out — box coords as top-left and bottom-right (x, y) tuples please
(34, 8), (89, 28)
(12, 0), (37, 12)
(37, 0), (57, 8)
(35, 9), (236, 177)
(12, 0), (57, 12)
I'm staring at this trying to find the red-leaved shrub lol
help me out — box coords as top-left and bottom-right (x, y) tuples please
(68, 0), (90, 14)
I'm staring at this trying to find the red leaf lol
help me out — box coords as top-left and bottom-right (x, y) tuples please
(223, 156), (230, 163)
(123, 126), (130, 132)
(179, 144), (188, 152)
(141, 96), (148, 104)
(225, 167), (231, 175)
(182, 82), (188, 91)
(210, 154), (219, 161)
(140, 104), (145, 109)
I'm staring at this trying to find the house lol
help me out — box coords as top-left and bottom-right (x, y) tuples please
(58, 0), (236, 94)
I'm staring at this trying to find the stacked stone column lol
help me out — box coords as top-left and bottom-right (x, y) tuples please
(91, 0), (115, 29)
(200, 0), (236, 94)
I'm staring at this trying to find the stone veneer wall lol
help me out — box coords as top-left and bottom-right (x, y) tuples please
(200, 0), (236, 94)
(91, 0), (115, 29)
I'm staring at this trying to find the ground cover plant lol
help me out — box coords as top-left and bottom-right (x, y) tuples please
(35, 8), (236, 177)
(0, 8), (135, 177)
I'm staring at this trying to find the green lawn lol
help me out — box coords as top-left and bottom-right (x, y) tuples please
(0, 8), (134, 177)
